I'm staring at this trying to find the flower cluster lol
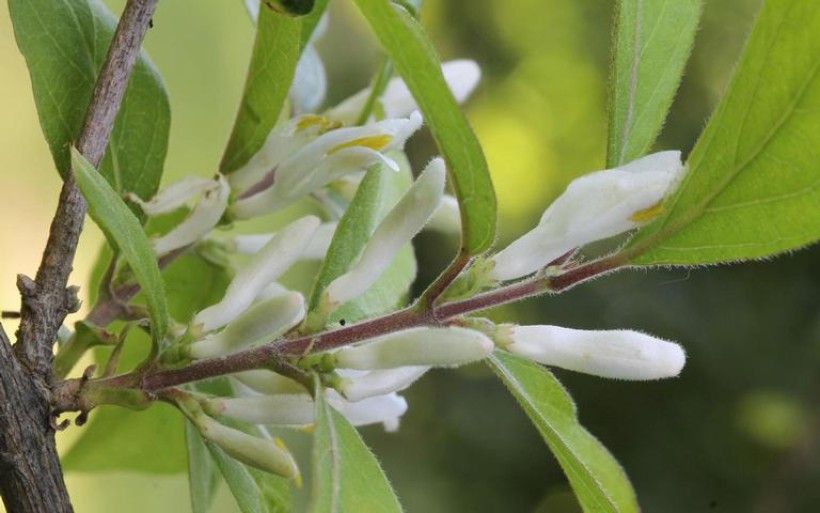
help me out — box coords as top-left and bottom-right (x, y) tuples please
(133, 36), (688, 478)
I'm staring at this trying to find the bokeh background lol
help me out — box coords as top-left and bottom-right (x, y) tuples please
(1, 0), (819, 511)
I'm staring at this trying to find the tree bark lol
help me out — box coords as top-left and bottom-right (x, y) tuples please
(0, 1), (159, 511)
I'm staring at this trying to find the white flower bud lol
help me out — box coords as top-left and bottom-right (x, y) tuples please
(334, 326), (493, 370)
(152, 176), (230, 257)
(326, 60), (481, 124)
(231, 113), (422, 219)
(126, 176), (215, 216)
(229, 221), (337, 259)
(426, 194), (461, 235)
(188, 292), (305, 359)
(193, 215), (319, 332)
(324, 157), (445, 307)
(231, 371), (305, 396)
(337, 366), (428, 402)
(505, 325), (686, 380)
(204, 390), (407, 431)
(491, 151), (686, 281)
(254, 281), (292, 302)
(196, 414), (300, 481)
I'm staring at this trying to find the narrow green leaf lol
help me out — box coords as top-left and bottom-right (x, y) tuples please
(186, 421), (221, 513)
(8, 0), (169, 198)
(607, 0), (702, 166)
(206, 425), (292, 513)
(488, 351), (639, 513)
(72, 148), (168, 344)
(352, 0), (497, 254)
(627, 0), (820, 265)
(310, 384), (403, 513)
(221, 6), (302, 173)
(309, 153), (417, 325)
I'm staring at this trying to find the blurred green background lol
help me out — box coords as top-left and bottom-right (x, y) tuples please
(1, 0), (818, 511)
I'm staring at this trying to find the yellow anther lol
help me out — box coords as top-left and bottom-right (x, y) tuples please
(296, 114), (339, 133)
(329, 134), (392, 154)
(629, 201), (664, 222)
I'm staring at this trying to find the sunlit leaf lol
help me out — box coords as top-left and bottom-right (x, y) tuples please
(309, 383), (403, 513)
(8, 0), (170, 198)
(221, 6), (301, 173)
(627, 0), (820, 264)
(488, 351), (639, 513)
(352, 0), (497, 255)
(72, 148), (169, 344)
(608, 0), (702, 166)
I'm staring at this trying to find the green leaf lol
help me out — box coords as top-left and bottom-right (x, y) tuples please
(607, 0), (702, 166)
(352, 0), (497, 255)
(72, 148), (169, 344)
(627, 0), (820, 265)
(8, 0), (169, 198)
(300, 0), (330, 47)
(308, 153), (416, 326)
(221, 6), (302, 173)
(63, 401), (187, 474)
(207, 431), (292, 513)
(310, 384), (403, 513)
(488, 351), (638, 513)
(186, 422), (221, 513)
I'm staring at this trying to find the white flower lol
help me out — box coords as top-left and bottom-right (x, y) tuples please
(337, 366), (428, 402)
(325, 60), (481, 125)
(188, 292), (305, 359)
(151, 175), (230, 257)
(193, 215), (319, 332)
(228, 221), (337, 260)
(231, 370), (305, 396)
(230, 113), (423, 219)
(491, 151), (686, 281)
(195, 413), (300, 481)
(323, 157), (445, 307)
(425, 194), (461, 235)
(204, 389), (408, 432)
(504, 325), (686, 380)
(333, 326), (493, 370)
(290, 14), (328, 114)
(126, 176), (215, 216)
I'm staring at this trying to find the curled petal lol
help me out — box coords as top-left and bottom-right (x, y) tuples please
(193, 215), (319, 332)
(127, 176), (214, 216)
(506, 325), (686, 380)
(229, 221), (337, 260)
(426, 194), (461, 235)
(324, 157), (445, 307)
(491, 151), (686, 281)
(333, 326), (493, 370)
(152, 176), (230, 257)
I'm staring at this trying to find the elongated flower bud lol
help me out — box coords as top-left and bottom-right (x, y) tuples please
(204, 390), (407, 431)
(196, 414), (300, 481)
(232, 371), (306, 396)
(324, 158), (446, 307)
(338, 366), (428, 402)
(505, 325), (686, 380)
(126, 176), (214, 216)
(229, 221), (337, 260)
(491, 151), (686, 281)
(334, 326), (493, 370)
(231, 113), (422, 219)
(152, 176), (230, 257)
(188, 292), (305, 359)
(326, 60), (481, 124)
(193, 216), (319, 332)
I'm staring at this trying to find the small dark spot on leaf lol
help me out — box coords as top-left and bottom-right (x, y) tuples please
(339, 319), (346, 326)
